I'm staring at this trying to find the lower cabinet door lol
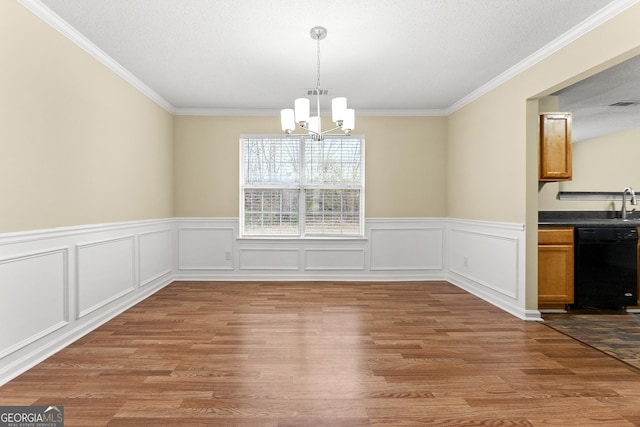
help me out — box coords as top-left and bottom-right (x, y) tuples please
(538, 244), (574, 304)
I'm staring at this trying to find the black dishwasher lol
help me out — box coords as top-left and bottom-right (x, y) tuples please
(574, 227), (638, 309)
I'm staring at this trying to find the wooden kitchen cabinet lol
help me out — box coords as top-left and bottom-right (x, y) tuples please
(539, 113), (572, 181)
(538, 226), (574, 307)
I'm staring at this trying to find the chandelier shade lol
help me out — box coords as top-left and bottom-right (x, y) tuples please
(331, 97), (347, 123)
(279, 26), (355, 140)
(343, 108), (355, 133)
(295, 98), (310, 124)
(280, 109), (295, 133)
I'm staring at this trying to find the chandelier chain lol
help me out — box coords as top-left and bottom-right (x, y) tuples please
(316, 33), (321, 91)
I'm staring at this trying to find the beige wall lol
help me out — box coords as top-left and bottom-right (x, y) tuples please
(447, 82), (529, 223)
(448, 3), (640, 224)
(539, 127), (640, 211)
(172, 116), (278, 217)
(173, 115), (447, 218)
(0, 1), (174, 233)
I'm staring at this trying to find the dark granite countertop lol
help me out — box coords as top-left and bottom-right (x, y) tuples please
(539, 211), (640, 228)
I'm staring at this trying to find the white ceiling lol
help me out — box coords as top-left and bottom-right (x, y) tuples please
(26, 0), (637, 121)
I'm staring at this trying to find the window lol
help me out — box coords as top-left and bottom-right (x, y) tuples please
(240, 135), (364, 237)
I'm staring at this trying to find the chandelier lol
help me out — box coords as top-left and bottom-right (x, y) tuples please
(280, 26), (355, 141)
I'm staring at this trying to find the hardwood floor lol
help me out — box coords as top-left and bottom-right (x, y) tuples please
(2, 281), (640, 426)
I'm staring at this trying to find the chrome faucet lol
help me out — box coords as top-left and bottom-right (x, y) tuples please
(621, 187), (637, 219)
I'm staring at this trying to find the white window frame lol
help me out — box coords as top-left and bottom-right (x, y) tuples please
(239, 134), (365, 238)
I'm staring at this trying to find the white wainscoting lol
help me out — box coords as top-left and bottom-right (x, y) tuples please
(240, 248), (300, 270)
(0, 249), (68, 360)
(0, 216), (534, 386)
(304, 248), (365, 271)
(369, 225), (443, 271)
(174, 218), (448, 281)
(77, 236), (136, 318)
(0, 219), (175, 386)
(178, 227), (234, 271)
(445, 218), (536, 321)
(140, 229), (173, 287)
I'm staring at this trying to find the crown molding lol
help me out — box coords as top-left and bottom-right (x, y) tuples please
(17, 0), (176, 114)
(173, 108), (448, 117)
(173, 108), (277, 116)
(446, 0), (640, 115)
(352, 109), (449, 117)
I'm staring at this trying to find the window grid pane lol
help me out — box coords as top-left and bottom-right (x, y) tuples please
(243, 138), (300, 185)
(243, 189), (299, 235)
(304, 189), (361, 235)
(305, 137), (361, 185)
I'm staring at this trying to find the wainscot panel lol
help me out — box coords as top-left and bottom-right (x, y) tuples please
(304, 248), (366, 271)
(448, 229), (518, 298)
(139, 229), (173, 287)
(239, 248), (300, 270)
(446, 219), (535, 321)
(369, 226), (443, 271)
(0, 249), (67, 359)
(177, 227), (234, 270)
(77, 236), (136, 318)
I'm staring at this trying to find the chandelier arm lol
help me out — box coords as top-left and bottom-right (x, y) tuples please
(288, 124), (344, 135)
(319, 125), (343, 134)
(296, 122), (343, 135)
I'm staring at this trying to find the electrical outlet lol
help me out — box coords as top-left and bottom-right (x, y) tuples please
(225, 251), (232, 261)
(463, 257), (469, 267)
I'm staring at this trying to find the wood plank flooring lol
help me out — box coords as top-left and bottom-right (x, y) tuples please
(2, 281), (640, 426)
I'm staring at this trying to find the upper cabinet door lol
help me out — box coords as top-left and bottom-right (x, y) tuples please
(539, 113), (572, 181)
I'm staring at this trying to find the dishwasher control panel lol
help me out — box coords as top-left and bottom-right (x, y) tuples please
(577, 227), (638, 241)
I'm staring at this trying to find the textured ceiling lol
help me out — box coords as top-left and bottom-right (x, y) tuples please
(34, 0), (626, 117)
(554, 55), (640, 143)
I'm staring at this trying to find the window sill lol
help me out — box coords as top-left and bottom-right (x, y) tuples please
(237, 235), (368, 242)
